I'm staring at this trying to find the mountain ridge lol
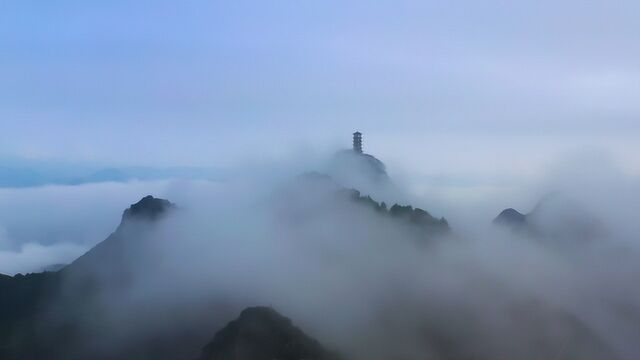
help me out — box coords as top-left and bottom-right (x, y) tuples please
(198, 306), (341, 360)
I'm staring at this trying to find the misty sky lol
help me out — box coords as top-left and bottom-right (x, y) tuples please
(4, 5), (640, 358)
(1, 0), (639, 178)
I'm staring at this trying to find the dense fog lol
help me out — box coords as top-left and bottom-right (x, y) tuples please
(2, 149), (636, 359)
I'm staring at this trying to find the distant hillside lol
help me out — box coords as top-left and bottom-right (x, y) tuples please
(0, 195), (177, 359)
(330, 150), (389, 183)
(493, 194), (605, 245)
(493, 208), (527, 228)
(325, 149), (402, 204)
(0, 179), (449, 360)
(291, 172), (450, 241)
(346, 188), (450, 237)
(198, 307), (341, 360)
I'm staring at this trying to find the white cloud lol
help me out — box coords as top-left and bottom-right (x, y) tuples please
(0, 241), (86, 275)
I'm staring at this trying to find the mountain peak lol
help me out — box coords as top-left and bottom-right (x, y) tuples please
(199, 306), (339, 360)
(122, 195), (174, 222)
(493, 208), (527, 226)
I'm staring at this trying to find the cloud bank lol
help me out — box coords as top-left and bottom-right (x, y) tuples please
(18, 149), (638, 359)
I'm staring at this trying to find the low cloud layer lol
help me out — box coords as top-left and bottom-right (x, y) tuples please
(0, 239), (84, 275)
(14, 149), (637, 359)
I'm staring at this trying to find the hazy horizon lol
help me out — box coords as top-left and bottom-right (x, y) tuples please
(2, 1), (639, 175)
(2, 2), (640, 359)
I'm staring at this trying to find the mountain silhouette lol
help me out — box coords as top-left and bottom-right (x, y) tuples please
(0, 187), (447, 359)
(493, 194), (605, 244)
(291, 172), (450, 240)
(198, 307), (340, 360)
(0, 195), (176, 360)
(493, 208), (527, 227)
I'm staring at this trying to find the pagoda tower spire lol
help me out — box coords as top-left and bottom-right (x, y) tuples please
(352, 131), (362, 153)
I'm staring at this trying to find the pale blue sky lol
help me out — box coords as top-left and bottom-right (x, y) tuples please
(1, 0), (639, 175)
